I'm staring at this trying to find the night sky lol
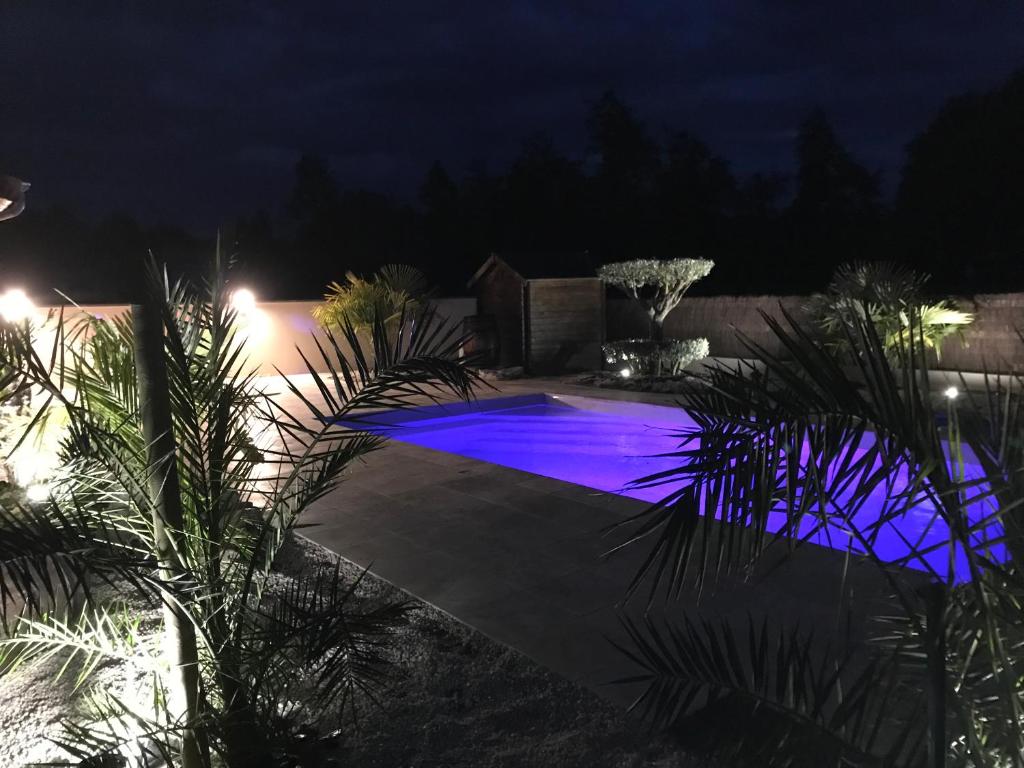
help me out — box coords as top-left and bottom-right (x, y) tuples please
(2, 2), (1022, 232)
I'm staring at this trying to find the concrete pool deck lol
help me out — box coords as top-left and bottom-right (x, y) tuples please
(283, 376), (899, 709)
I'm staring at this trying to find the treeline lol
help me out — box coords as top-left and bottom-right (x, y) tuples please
(3, 71), (1024, 302)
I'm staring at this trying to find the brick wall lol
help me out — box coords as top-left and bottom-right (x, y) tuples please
(608, 293), (1024, 373)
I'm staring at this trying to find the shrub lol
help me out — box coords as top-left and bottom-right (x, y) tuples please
(313, 264), (431, 331)
(603, 337), (709, 377)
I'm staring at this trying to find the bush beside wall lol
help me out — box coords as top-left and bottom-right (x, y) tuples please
(608, 293), (1024, 373)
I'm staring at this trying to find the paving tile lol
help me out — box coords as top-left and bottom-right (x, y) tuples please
(405, 560), (526, 613)
(513, 473), (578, 494)
(525, 495), (626, 535)
(296, 518), (389, 550)
(387, 484), (499, 519)
(344, 465), (450, 496)
(357, 502), (449, 536)
(453, 586), (572, 650)
(393, 519), (490, 554)
(542, 528), (615, 564)
(549, 485), (648, 517)
(314, 529), (428, 565)
(516, 613), (636, 692)
(439, 474), (552, 506)
(364, 549), (464, 594)
(521, 566), (625, 618)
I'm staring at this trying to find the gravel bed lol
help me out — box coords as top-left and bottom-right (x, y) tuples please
(568, 371), (696, 394)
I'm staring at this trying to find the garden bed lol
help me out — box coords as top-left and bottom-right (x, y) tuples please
(0, 533), (698, 767)
(569, 370), (696, 394)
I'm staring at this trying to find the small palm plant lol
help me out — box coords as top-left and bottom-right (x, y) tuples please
(807, 261), (973, 360)
(0, 256), (477, 766)
(313, 264), (431, 331)
(608, 303), (1023, 767)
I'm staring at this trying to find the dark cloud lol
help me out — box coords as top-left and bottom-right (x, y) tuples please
(1, 1), (1021, 230)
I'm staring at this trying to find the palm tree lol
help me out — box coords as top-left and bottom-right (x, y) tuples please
(806, 262), (973, 361)
(607, 304), (1023, 767)
(0, 256), (477, 766)
(313, 264), (432, 332)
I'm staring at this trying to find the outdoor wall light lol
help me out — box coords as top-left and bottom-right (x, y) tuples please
(944, 386), (959, 400)
(230, 287), (257, 315)
(0, 175), (29, 222)
(0, 288), (35, 323)
(229, 287), (271, 346)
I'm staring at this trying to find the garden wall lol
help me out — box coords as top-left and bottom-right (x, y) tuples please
(607, 293), (1024, 374)
(34, 297), (477, 377)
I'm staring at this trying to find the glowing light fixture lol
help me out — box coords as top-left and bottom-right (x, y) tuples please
(944, 386), (960, 401)
(25, 482), (50, 502)
(0, 288), (35, 323)
(228, 287), (271, 346)
(230, 288), (257, 315)
(619, 367), (632, 378)
(0, 175), (29, 222)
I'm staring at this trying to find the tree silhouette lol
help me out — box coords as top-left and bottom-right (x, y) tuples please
(287, 154), (341, 255)
(897, 69), (1024, 291)
(656, 132), (738, 257)
(9, 78), (1024, 301)
(418, 162), (465, 288)
(789, 109), (881, 290)
(587, 91), (662, 261)
(502, 135), (588, 254)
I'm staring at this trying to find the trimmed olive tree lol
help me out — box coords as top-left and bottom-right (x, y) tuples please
(598, 258), (713, 340)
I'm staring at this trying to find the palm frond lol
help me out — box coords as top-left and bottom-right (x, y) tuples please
(613, 612), (928, 767)
(53, 680), (191, 768)
(0, 603), (155, 691)
(247, 563), (413, 722)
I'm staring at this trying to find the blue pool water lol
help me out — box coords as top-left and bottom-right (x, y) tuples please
(348, 393), (1003, 580)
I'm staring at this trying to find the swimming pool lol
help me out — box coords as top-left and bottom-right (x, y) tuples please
(347, 393), (1002, 580)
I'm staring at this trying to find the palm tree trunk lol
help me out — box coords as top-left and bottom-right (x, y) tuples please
(132, 300), (205, 768)
(217, 668), (275, 768)
(924, 581), (947, 768)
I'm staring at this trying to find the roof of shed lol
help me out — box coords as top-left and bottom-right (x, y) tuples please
(467, 251), (595, 288)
